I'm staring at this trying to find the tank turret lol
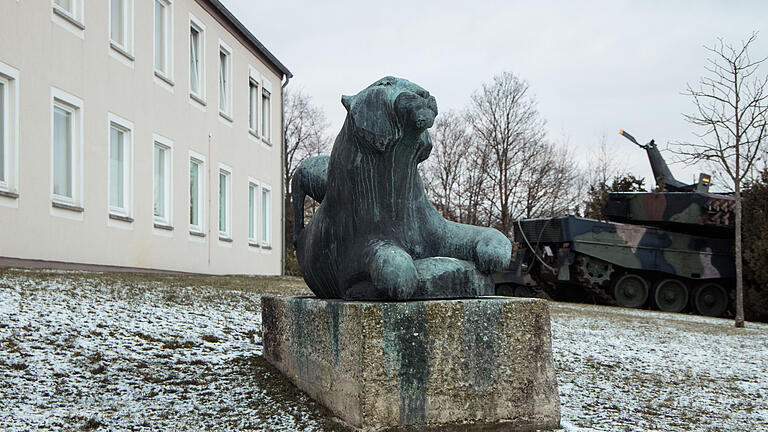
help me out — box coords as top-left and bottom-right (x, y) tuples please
(605, 130), (736, 235)
(618, 129), (711, 193)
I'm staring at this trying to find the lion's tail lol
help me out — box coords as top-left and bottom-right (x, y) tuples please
(291, 155), (330, 246)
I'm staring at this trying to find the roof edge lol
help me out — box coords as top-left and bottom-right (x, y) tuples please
(202, 0), (293, 79)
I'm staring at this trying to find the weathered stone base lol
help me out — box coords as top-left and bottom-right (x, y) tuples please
(262, 296), (560, 431)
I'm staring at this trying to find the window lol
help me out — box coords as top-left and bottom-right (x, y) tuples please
(154, 0), (172, 79)
(54, 0), (75, 14)
(0, 79), (5, 187)
(189, 154), (205, 233)
(108, 115), (133, 218)
(51, 88), (82, 207)
(53, 105), (72, 199)
(218, 167), (232, 239)
(0, 63), (19, 198)
(52, 0), (83, 26)
(261, 88), (271, 143)
(261, 185), (271, 247)
(110, 0), (133, 56)
(248, 181), (258, 244)
(189, 16), (205, 102)
(0, 62), (18, 196)
(248, 79), (258, 134)
(218, 42), (232, 118)
(153, 136), (172, 227)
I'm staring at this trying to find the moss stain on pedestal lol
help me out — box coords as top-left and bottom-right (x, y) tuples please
(381, 303), (429, 425)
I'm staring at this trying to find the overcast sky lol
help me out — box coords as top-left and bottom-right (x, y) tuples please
(222, 0), (767, 189)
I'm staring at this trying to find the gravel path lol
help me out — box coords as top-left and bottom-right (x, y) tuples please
(1, 269), (766, 431)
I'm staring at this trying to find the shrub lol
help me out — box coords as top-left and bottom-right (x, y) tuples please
(742, 169), (768, 322)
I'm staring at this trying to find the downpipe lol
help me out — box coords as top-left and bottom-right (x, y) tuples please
(280, 74), (290, 276)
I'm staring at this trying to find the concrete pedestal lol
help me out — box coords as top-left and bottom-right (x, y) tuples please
(261, 296), (560, 431)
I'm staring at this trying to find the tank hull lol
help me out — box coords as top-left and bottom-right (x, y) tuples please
(496, 216), (735, 316)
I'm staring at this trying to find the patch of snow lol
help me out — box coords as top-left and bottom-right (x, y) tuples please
(549, 301), (768, 431)
(0, 272), (331, 431)
(1, 271), (766, 431)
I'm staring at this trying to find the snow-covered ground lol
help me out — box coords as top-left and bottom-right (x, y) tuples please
(551, 303), (768, 431)
(1, 269), (766, 431)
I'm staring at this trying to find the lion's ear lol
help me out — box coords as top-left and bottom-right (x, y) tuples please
(346, 87), (400, 153)
(341, 95), (352, 112)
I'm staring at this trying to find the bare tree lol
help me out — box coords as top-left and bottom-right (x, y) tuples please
(518, 141), (580, 218)
(284, 90), (331, 197)
(283, 89), (331, 273)
(420, 110), (471, 220)
(457, 139), (492, 226)
(674, 32), (768, 327)
(466, 72), (547, 236)
(588, 134), (620, 189)
(583, 134), (638, 219)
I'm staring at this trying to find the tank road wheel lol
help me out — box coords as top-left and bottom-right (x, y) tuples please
(612, 274), (649, 308)
(514, 285), (533, 297)
(496, 284), (515, 297)
(653, 279), (689, 313)
(692, 282), (729, 317)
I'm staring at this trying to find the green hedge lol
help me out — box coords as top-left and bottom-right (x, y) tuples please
(743, 169), (768, 322)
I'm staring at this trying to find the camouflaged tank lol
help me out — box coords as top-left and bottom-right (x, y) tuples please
(495, 130), (736, 317)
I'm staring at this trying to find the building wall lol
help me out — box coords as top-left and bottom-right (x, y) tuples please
(0, 0), (285, 275)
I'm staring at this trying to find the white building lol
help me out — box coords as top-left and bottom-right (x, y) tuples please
(0, 0), (292, 274)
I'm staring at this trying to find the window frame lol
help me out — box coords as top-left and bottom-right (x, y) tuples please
(189, 151), (206, 235)
(152, 134), (173, 227)
(248, 179), (259, 246)
(218, 40), (233, 120)
(218, 164), (232, 240)
(189, 14), (206, 105)
(261, 85), (272, 144)
(52, 0), (84, 30)
(53, 0), (78, 17)
(0, 77), (6, 191)
(261, 183), (272, 248)
(109, 0), (134, 59)
(50, 87), (83, 208)
(248, 66), (259, 137)
(0, 62), (19, 197)
(153, 0), (174, 82)
(107, 113), (134, 219)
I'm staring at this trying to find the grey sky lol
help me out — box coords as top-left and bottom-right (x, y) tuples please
(222, 0), (767, 189)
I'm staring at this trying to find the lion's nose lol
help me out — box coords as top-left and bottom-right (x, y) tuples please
(415, 110), (435, 129)
(427, 96), (438, 116)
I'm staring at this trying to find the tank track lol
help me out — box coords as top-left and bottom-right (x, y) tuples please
(574, 255), (618, 306)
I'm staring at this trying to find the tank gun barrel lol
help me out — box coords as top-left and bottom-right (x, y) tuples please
(617, 129), (711, 193)
(619, 129), (648, 149)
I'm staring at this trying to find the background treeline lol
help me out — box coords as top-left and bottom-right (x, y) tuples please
(282, 71), (768, 322)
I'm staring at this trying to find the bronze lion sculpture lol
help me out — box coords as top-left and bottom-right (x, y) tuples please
(292, 76), (511, 300)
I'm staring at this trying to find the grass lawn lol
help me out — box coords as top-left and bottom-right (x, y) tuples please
(1, 268), (766, 431)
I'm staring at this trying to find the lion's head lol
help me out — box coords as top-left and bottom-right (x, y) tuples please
(341, 76), (438, 161)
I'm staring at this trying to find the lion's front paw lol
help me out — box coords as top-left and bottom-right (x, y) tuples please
(475, 230), (512, 273)
(370, 246), (419, 300)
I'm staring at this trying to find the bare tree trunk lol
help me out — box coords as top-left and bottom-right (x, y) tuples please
(735, 186), (744, 327)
